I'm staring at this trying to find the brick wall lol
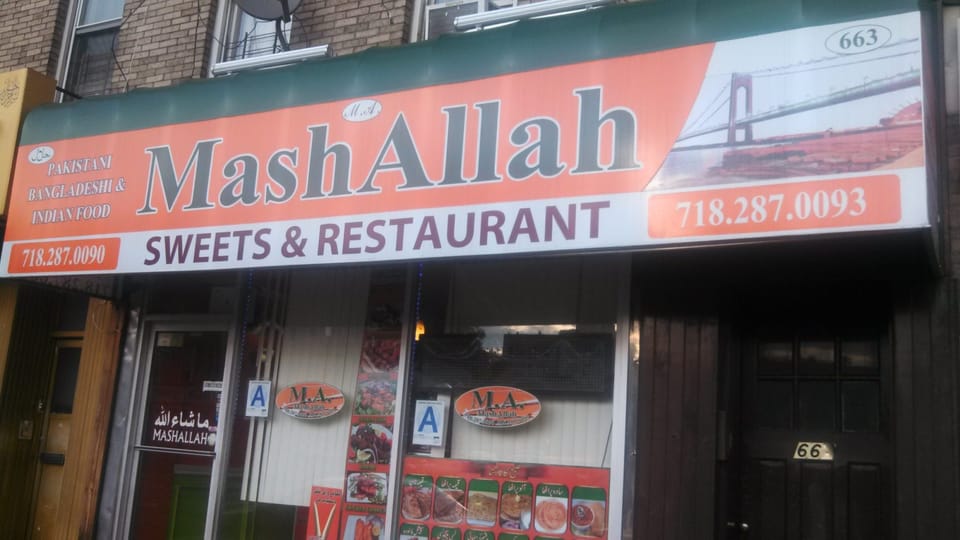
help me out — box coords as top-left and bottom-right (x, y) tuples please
(290, 0), (408, 56)
(108, 0), (218, 92)
(1, 0), (422, 93)
(105, 0), (412, 91)
(0, 0), (67, 77)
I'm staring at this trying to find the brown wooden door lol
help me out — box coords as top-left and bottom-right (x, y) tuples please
(31, 340), (82, 540)
(734, 327), (891, 540)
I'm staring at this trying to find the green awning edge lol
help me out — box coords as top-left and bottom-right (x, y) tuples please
(20, 0), (922, 145)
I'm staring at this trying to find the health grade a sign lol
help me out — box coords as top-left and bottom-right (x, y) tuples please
(0, 10), (928, 277)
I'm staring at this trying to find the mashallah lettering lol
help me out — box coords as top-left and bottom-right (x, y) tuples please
(135, 88), (641, 215)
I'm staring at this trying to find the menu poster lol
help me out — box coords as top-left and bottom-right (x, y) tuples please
(399, 523), (430, 540)
(307, 486), (342, 540)
(401, 457), (609, 539)
(341, 270), (404, 539)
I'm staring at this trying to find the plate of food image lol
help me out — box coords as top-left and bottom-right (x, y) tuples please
(433, 486), (466, 524)
(346, 472), (387, 504)
(402, 486), (433, 521)
(466, 491), (498, 528)
(348, 422), (392, 464)
(354, 376), (397, 415)
(499, 491), (532, 530)
(534, 498), (568, 535)
(345, 515), (383, 540)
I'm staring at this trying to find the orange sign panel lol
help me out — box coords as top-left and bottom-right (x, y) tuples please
(0, 12), (929, 276)
(647, 175), (902, 238)
(275, 382), (345, 419)
(454, 386), (541, 428)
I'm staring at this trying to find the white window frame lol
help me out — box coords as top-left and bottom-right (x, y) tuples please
(112, 317), (240, 539)
(221, 7), (292, 63)
(56, 0), (124, 100)
(208, 1), (330, 77)
(420, 0), (519, 42)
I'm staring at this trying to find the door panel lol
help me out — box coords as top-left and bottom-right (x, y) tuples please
(31, 342), (82, 540)
(129, 330), (228, 540)
(737, 326), (891, 540)
(847, 464), (880, 540)
(753, 460), (786, 540)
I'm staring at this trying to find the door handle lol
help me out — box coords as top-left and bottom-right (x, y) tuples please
(726, 522), (750, 534)
(39, 452), (65, 465)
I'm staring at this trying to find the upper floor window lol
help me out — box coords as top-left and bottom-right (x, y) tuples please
(422, 0), (616, 40)
(221, 10), (292, 62)
(424, 0), (517, 40)
(78, 0), (124, 25)
(64, 0), (125, 98)
(211, 1), (329, 75)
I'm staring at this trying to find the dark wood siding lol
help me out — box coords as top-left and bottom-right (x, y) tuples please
(893, 279), (960, 540)
(634, 313), (718, 540)
(0, 285), (58, 538)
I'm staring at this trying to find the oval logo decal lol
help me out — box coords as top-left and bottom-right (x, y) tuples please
(275, 382), (345, 419)
(28, 146), (54, 164)
(825, 24), (891, 55)
(454, 386), (541, 428)
(342, 99), (382, 122)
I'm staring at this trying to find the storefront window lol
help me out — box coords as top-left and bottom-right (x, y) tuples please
(213, 267), (407, 539)
(121, 256), (624, 539)
(397, 256), (618, 539)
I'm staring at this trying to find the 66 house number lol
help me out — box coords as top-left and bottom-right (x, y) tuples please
(793, 441), (835, 461)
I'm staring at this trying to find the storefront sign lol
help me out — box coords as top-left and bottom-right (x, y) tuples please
(412, 400), (445, 446)
(245, 379), (270, 417)
(401, 457), (610, 538)
(149, 404), (216, 451)
(275, 382), (345, 419)
(0, 11), (927, 277)
(307, 486), (342, 540)
(455, 386), (541, 428)
(0, 68), (56, 216)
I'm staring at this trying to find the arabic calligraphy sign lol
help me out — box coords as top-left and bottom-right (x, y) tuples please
(147, 404), (217, 451)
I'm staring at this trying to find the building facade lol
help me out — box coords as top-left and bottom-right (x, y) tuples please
(0, 1), (959, 539)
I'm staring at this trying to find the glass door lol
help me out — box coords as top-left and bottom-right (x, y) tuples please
(127, 327), (234, 539)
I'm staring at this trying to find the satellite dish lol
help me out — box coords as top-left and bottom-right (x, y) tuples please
(235, 0), (303, 21)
